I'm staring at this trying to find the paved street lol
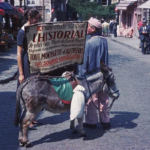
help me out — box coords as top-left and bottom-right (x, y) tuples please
(1, 38), (150, 150)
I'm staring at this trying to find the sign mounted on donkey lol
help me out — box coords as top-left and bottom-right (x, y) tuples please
(25, 21), (88, 74)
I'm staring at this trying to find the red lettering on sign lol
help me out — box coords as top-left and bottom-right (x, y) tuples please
(37, 26), (43, 31)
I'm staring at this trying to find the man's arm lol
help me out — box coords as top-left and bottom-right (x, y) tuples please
(101, 39), (109, 66)
(82, 42), (90, 76)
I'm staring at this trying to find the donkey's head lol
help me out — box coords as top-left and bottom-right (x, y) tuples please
(101, 63), (120, 99)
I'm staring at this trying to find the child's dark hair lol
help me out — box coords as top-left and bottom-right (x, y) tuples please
(24, 7), (39, 22)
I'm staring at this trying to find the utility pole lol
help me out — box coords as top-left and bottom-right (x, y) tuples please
(24, 0), (26, 10)
(20, 0), (22, 8)
(42, 0), (45, 22)
(10, 0), (14, 5)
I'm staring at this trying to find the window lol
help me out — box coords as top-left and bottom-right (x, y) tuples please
(32, 0), (35, 4)
(27, 0), (30, 4)
(128, 13), (131, 27)
(123, 12), (126, 24)
(102, 0), (107, 5)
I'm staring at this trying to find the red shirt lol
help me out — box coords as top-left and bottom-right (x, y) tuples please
(137, 21), (143, 30)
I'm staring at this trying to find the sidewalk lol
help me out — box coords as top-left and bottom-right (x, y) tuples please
(111, 35), (141, 51)
(0, 45), (18, 84)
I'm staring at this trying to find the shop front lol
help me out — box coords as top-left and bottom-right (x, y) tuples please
(0, 1), (24, 49)
(138, 0), (150, 25)
(116, 0), (138, 38)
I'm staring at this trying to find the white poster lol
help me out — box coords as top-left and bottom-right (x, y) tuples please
(25, 21), (87, 73)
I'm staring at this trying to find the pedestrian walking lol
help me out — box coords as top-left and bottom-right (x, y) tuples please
(113, 19), (117, 37)
(101, 18), (104, 24)
(137, 19), (143, 48)
(17, 8), (41, 130)
(109, 20), (114, 34)
(102, 20), (109, 36)
(75, 17), (111, 130)
(139, 19), (150, 54)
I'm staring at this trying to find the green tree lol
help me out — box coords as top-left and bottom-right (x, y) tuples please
(69, 0), (116, 20)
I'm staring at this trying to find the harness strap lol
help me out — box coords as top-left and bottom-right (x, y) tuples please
(84, 75), (103, 114)
(106, 97), (116, 112)
(85, 73), (118, 114)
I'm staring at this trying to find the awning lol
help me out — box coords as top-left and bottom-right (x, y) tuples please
(116, 0), (137, 10)
(138, 1), (150, 9)
(0, 8), (4, 15)
(0, 1), (15, 14)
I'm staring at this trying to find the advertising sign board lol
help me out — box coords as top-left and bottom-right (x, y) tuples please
(25, 21), (87, 73)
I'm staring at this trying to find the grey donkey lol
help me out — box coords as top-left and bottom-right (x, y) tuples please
(14, 64), (119, 147)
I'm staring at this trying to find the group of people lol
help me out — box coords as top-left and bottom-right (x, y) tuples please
(100, 19), (118, 37)
(137, 19), (150, 54)
(16, 8), (111, 130)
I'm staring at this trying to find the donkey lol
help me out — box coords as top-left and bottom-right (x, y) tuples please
(14, 64), (119, 147)
(70, 64), (120, 134)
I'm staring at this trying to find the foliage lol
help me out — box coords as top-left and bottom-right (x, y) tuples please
(68, 0), (116, 20)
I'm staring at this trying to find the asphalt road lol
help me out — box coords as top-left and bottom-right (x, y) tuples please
(0, 38), (150, 150)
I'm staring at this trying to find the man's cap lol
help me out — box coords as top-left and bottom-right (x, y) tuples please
(88, 17), (102, 29)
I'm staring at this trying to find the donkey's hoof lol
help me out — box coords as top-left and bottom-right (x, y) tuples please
(25, 141), (32, 148)
(72, 130), (78, 134)
(80, 133), (87, 137)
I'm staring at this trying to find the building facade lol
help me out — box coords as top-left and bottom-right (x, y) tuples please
(88, 0), (111, 5)
(14, 0), (68, 22)
(116, 0), (149, 38)
(111, 0), (119, 4)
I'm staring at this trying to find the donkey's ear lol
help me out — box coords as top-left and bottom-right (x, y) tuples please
(107, 66), (112, 72)
(100, 61), (112, 73)
(100, 65), (108, 74)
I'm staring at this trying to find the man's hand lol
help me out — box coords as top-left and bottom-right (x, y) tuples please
(19, 74), (25, 84)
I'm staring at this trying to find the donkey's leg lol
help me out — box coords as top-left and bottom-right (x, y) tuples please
(77, 117), (86, 137)
(70, 119), (78, 134)
(21, 106), (42, 147)
(18, 107), (26, 146)
(20, 111), (35, 147)
(18, 125), (23, 146)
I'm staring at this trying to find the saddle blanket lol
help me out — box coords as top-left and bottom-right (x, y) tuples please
(49, 77), (73, 104)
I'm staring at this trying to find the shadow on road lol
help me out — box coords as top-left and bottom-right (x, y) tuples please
(31, 125), (106, 147)
(0, 91), (19, 150)
(36, 113), (70, 125)
(0, 58), (17, 73)
(31, 111), (139, 147)
(32, 128), (80, 146)
(110, 111), (140, 130)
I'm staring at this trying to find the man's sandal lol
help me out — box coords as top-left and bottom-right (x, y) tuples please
(32, 120), (42, 125)
(28, 125), (37, 130)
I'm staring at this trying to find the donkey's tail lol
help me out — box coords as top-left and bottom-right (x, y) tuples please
(14, 86), (22, 127)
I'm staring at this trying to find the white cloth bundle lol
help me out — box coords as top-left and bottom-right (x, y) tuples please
(70, 85), (85, 121)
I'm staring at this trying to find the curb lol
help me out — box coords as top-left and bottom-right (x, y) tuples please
(0, 71), (17, 84)
(111, 38), (140, 51)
